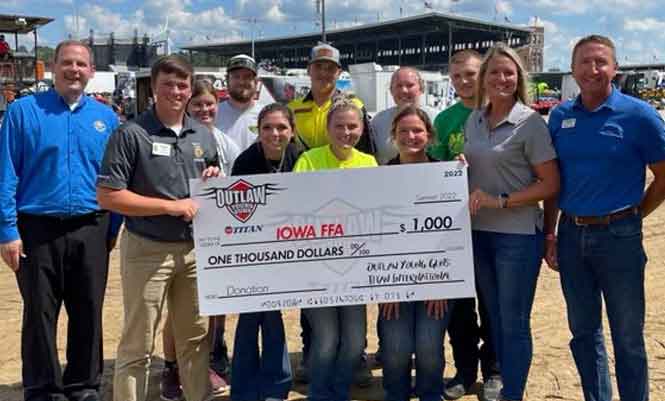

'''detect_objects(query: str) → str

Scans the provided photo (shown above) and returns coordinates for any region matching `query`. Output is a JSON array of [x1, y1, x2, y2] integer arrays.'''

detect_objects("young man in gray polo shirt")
[[97, 55, 220, 401]]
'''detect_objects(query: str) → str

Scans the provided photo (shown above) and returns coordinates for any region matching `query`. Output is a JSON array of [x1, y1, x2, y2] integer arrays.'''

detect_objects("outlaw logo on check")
[[199, 179, 284, 223]]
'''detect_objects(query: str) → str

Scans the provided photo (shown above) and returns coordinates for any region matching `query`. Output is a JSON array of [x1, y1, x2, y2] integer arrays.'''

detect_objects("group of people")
[[0, 33, 663, 401]]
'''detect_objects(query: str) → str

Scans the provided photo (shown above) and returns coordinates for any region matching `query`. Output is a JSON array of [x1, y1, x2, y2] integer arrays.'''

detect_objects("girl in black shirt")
[[230, 103, 300, 401]]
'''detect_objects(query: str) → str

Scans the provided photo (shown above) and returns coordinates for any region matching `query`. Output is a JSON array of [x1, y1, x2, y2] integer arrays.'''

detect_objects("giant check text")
[[191, 161, 475, 315]]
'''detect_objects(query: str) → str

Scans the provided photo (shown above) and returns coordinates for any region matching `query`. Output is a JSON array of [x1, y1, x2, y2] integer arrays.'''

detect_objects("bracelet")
[[499, 193, 509, 209], [545, 233, 557, 241]]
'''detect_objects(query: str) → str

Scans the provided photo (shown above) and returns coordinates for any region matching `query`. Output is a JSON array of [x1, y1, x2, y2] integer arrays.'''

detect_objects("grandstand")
[[182, 12, 543, 72]]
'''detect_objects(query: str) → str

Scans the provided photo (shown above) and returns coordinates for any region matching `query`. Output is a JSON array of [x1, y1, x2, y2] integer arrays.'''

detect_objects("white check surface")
[[191, 161, 475, 315]]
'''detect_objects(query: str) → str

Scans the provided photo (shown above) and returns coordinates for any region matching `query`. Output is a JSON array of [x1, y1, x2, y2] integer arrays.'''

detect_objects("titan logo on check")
[[152, 142, 171, 157], [562, 118, 576, 129]]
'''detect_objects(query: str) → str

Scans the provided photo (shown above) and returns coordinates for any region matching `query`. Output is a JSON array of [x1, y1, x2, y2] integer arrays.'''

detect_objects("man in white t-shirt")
[[370, 67, 438, 165], [215, 54, 262, 151]]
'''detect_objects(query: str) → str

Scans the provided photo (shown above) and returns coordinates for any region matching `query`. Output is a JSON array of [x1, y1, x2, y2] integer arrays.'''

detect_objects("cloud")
[[526, 0, 650, 15], [495, 0, 513, 15], [266, 4, 287, 23], [62, 2, 245, 48], [624, 17, 665, 33]]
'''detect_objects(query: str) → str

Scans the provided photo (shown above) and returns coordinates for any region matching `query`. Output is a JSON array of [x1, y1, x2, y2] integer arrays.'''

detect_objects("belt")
[[561, 207, 639, 226], [19, 210, 108, 222]]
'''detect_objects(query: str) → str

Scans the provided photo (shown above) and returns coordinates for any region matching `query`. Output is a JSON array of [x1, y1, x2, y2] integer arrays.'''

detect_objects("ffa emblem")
[[93, 120, 106, 133], [192, 143, 204, 158], [199, 179, 284, 223], [248, 125, 259, 135]]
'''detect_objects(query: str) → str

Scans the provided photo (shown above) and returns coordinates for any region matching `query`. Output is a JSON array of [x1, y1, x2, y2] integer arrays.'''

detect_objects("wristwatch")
[[499, 193, 509, 209]]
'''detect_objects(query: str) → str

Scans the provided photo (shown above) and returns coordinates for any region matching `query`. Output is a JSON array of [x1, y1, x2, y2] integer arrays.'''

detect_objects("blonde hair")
[[327, 93, 363, 126], [475, 43, 529, 108]]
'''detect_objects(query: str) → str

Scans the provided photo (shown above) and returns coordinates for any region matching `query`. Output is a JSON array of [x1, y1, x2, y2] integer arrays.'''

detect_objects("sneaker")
[[443, 375, 469, 400], [353, 357, 373, 388], [160, 362, 184, 401], [209, 368, 229, 396], [481, 375, 503, 401]]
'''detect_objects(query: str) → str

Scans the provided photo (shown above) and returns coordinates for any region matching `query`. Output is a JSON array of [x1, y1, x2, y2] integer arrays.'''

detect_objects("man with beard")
[[216, 54, 262, 152], [97, 55, 220, 401], [0, 40, 119, 401]]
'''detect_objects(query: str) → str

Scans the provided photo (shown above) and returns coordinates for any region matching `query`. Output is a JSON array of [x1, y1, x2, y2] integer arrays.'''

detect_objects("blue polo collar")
[[49, 88, 88, 111], [573, 86, 620, 112]]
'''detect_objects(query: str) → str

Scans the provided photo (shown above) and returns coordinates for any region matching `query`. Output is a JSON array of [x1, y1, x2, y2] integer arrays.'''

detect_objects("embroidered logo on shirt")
[[192, 143, 204, 159], [598, 123, 624, 139], [93, 120, 107, 133]]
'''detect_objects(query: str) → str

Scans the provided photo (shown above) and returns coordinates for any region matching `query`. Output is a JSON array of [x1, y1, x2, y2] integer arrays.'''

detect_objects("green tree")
[[36, 46, 55, 62]]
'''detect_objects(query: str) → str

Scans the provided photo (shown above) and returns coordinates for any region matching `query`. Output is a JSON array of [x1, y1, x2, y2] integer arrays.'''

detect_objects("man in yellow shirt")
[[288, 43, 375, 154]]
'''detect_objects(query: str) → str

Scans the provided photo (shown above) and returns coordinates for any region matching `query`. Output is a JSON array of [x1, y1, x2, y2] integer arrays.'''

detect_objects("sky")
[[1, 0, 664, 71]]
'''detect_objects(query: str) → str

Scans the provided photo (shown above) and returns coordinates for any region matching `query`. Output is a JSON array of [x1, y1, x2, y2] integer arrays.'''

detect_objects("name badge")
[[562, 118, 576, 129], [152, 142, 171, 157]]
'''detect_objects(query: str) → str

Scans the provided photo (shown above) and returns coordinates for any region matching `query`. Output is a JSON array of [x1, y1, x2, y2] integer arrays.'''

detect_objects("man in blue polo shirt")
[[545, 35, 665, 401], [0, 40, 119, 401]]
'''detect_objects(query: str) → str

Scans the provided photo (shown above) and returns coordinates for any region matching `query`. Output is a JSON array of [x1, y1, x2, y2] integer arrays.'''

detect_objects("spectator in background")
[[0, 34, 11, 60]]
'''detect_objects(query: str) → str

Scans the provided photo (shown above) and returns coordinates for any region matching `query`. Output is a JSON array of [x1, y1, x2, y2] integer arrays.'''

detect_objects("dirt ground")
[[1, 185, 664, 401]]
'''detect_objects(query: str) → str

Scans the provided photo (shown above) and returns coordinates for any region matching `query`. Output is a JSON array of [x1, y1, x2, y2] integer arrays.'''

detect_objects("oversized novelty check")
[[191, 162, 475, 315]]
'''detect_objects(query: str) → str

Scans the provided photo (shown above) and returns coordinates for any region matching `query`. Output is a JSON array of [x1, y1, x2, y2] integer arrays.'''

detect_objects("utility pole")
[[321, 0, 326, 43], [251, 17, 257, 59]]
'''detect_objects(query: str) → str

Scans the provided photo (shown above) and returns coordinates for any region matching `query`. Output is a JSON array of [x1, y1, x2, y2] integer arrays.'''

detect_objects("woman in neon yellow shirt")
[[293, 97, 376, 401]]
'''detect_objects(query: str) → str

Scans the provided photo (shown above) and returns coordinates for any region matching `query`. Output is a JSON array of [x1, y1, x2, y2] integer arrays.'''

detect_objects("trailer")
[[0, 14, 53, 111]]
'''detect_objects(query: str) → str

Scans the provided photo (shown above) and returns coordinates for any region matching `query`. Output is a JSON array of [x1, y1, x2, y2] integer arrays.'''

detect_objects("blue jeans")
[[303, 305, 366, 401], [557, 213, 648, 401], [379, 300, 454, 401], [231, 311, 292, 401], [472, 230, 543, 401]]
